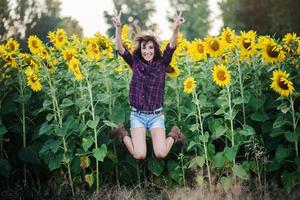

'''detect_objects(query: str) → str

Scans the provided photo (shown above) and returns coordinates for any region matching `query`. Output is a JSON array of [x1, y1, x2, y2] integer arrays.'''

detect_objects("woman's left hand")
[[174, 10, 185, 28]]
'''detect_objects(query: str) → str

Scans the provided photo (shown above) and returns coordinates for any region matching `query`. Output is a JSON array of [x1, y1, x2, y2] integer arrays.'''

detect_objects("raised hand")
[[174, 10, 185, 28], [112, 10, 122, 28]]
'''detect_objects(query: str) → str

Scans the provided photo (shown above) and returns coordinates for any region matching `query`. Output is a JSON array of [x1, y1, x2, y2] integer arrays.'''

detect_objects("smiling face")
[[141, 41, 155, 62]]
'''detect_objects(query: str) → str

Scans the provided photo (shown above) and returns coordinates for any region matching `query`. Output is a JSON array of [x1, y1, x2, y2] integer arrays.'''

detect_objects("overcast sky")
[[60, 0, 223, 39]]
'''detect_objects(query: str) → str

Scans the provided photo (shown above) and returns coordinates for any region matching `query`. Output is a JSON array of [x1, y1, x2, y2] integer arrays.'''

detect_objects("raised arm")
[[112, 10, 125, 54], [169, 10, 185, 48]]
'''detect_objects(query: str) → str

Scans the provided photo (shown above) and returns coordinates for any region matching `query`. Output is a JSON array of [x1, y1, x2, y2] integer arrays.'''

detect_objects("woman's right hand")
[[112, 10, 122, 28]]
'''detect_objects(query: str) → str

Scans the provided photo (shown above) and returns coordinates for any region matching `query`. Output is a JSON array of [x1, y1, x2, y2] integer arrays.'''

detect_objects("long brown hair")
[[133, 35, 162, 62]]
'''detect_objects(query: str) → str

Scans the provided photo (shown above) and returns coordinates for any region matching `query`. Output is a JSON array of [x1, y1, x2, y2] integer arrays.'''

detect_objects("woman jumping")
[[109, 10, 185, 160]]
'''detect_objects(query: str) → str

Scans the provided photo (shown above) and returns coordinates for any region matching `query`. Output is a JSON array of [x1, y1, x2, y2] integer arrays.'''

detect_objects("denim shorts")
[[130, 108, 165, 130]]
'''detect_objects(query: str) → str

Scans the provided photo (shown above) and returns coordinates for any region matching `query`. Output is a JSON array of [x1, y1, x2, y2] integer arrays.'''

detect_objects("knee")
[[154, 150, 167, 159], [133, 152, 146, 160]]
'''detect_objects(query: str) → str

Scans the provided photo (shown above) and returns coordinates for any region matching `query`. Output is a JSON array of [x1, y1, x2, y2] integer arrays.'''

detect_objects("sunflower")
[[238, 30, 256, 60], [54, 29, 68, 49], [0, 44, 6, 58], [270, 69, 294, 97], [258, 36, 285, 64], [86, 40, 101, 60], [220, 27, 236, 51], [167, 65, 180, 78], [69, 58, 84, 80], [282, 33, 298, 54], [25, 67, 42, 92], [62, 48, 77, 62], [175, 33, 190, 56], [28, 35, 44, 54], [6, 38, 19, 52], [167, 56, 180, 78], [4, 53, 18, 68], [204, 36, 224, 58], [212, 64, 231, 87], [183, 77, 196, 94], [120, 25, 133, 52], [297, 40, 300, 55], [94, 32, 113, 58], [188, 39, 207, 61]]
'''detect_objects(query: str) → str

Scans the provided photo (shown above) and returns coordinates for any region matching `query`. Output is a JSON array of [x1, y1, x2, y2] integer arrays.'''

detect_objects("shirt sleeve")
[[118, 48, 134, 68], [161, 43, 176, 66]]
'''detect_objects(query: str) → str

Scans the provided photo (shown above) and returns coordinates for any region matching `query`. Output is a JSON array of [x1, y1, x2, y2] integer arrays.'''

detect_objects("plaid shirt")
[[119, 43, 176, 111]]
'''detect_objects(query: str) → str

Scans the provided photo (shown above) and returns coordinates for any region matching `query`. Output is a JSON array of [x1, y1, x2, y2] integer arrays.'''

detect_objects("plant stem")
[[63, 137, 75, 197], [290, 96, 298, 157], [175, 79, 181, 124], [226, 86, 236, 166], [193, 90, 212, 189], [46, 71, 75, 197], [18, 71, 27, 186], [86, 78, 100, 193], [237, 62, 246, 125]]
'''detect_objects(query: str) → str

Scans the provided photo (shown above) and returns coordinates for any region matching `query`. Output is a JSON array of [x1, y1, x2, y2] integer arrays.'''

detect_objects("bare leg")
[[150, 128, 174, 158], [123, 127, 147, 160]]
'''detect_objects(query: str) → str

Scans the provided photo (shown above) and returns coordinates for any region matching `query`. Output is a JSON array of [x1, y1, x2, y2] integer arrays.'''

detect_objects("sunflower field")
[[0, 26, 300, 197]]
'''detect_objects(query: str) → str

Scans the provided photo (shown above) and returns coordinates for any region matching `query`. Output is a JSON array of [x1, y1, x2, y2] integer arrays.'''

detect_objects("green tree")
[[104, 0, 157, 37], [168, 0, 210, 40], [219, 0, 300, 37], [0, 0, 12, 40]]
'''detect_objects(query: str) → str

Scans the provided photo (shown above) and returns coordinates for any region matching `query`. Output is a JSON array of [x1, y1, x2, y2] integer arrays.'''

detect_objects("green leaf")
[[208, 118, 223, 133], [281, 171, 300, 193], [189, 124, 199, 132], [82, 136, 94, 152], [96, 93, 111, 104], [39, 122, 52, 136], [0, 158, 11, 177], [103, 120, 117, 128], [189, 156, 205, 168], [87, 116, 99, 129], [18, 147, 40, 165], [232, 97, 244, 105], [212, 152, 225, 168], [199, 132, 209, 143], [148, 158, 164, 176], [275, 145, 291, 162], [233, 164, 249, 180], [248, 96, 265, 110], [239, 125, 255, 136], [92, 144, 107, 161], [48, 154, 62, 171], [110, 105, 125, 123], [39, 139, 61, 154], [295, 157, 300, 169], [250, 110, 269, 122], [0, 124, 8, 136], [214, 108, 225, 115], [220, 176, 232, 192], [167, 160, 182, 184], [284, 131, 298, 142], [60, 98, 74, 108], [13, 93, 31, 104], [213, 126, 227, 139], [273, 116, 288, 129], [224, 146, 238, 162], [55, 126, 68, 137], [187, 141, 199, 151]]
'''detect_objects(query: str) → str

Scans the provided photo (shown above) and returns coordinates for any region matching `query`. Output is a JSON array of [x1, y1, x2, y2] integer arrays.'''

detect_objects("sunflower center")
[[186, 81, 193, 89], [32, 40, 38, 48], [277, 76, 289, 90], [211, 40, 219, 51], [8, 43, 15, 51], [267, 45, 279, 58], [197, 44, 204, 53], [217, 71, 226, 81], [242, 39, 252, 50], [66, 53, 73, 61], [225, 34, 232, 43], [30, 75, 38, 83]]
